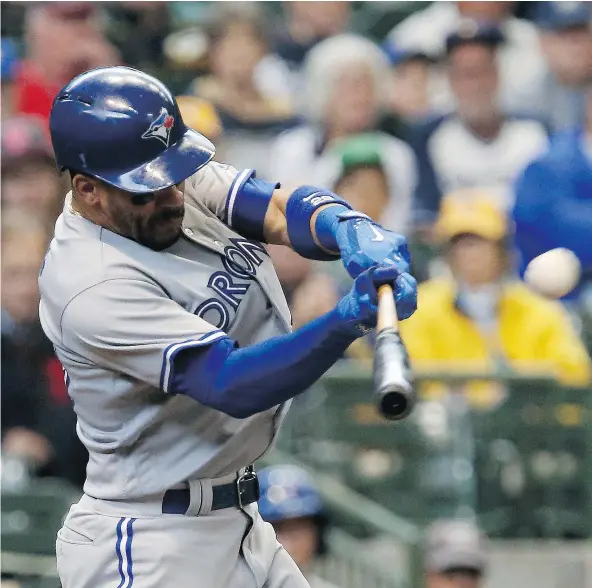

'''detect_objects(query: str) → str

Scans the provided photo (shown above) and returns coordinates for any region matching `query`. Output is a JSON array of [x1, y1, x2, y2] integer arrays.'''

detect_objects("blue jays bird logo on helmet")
[[142, 107, 175, 147]]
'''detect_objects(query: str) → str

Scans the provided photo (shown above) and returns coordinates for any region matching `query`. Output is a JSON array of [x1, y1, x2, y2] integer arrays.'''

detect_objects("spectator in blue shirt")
[[513, 86, 592, 301]]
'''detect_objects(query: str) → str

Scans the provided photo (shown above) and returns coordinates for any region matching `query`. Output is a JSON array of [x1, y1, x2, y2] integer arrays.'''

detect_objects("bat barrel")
[[373, 327, 415, 421]]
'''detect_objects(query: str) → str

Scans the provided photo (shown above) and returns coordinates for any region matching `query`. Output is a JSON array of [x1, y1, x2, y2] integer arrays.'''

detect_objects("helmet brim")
[[90, 127, 215, 194]]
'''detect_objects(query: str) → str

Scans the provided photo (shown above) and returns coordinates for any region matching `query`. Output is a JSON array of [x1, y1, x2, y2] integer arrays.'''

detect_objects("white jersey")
[[412, 114, 548, 217], [38, 161, 292, 501]]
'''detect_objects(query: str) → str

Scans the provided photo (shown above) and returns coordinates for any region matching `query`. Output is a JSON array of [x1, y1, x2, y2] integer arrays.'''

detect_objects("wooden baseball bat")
[[373, 284, 415, 420]]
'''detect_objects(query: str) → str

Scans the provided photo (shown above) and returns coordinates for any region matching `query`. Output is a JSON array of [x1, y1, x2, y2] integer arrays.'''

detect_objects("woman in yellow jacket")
[[399, 190, 591, 405]]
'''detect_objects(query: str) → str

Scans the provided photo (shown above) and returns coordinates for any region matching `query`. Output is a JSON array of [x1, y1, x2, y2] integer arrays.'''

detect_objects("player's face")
[[273, 518, 318, 571], [327, 64, 377, 134], [449, 234, 504, 286], [426, 570, 482, 588], [448, 44, 498, 121], [105, 182, 186, 251], [334, 166, 389, 222], [2, 233, 47, 324]]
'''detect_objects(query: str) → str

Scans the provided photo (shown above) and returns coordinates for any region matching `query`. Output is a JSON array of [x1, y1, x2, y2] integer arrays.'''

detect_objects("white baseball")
[[524, 248, 581, 299]]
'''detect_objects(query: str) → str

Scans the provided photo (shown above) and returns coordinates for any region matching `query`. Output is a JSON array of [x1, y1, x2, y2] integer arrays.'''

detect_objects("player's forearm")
[[169, 308, 364, 419], [262, 188, 291, 246]]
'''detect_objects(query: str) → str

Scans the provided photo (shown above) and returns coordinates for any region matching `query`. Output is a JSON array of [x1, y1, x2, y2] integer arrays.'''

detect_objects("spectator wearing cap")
[[316, 132, 412, 234], [188, 4, 300, 172], [258, 465, 336, 588], [14, 2, 119, 128], [408, 21, 548, 228], [1, 38, 20, 120], [513, 87, 592, 303], [535, 1, 592, 132], [399, 190, 591, 403], [424, 520, 487, 588], [1, 116, 66, 231], [386, 1, 547, 115], [290, 135, 404, 359], [382, 42, 434, 126]]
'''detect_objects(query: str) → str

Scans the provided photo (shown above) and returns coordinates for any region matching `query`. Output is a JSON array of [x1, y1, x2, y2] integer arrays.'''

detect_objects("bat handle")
[[377, 284, 398, 333]]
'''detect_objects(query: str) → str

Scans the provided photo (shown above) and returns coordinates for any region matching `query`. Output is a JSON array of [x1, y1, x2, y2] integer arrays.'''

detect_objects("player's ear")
[[72, 173, 101, 206]]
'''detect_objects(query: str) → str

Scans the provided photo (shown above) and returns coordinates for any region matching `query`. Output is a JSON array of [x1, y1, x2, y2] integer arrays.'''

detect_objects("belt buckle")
[[236, 465, 259, 509]]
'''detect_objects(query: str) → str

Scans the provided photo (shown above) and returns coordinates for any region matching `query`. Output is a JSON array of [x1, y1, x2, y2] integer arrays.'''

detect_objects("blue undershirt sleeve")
[[167, 308, 359, 418]]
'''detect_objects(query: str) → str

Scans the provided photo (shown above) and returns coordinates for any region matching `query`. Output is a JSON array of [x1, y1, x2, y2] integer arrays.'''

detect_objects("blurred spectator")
[[386, 1, 547, 115], [14, 2, 119, 128], [188, 4, 299, 171], [535, 1, 592, 132], [1, 218, 52, 470], [1, 217, 87, 487], [330, 135, 392, 226], [513, 85, 592, 302], [399, 191, 592, 400], [424, 520, 487, 588], [1, 115, 65, 229], [318, 133, 412, 235], [107, 2, 170, 72], [267, 34, 416, 300], [382, 43, 434, 125], [176, 95, 223, 142], [269, 34, 416, 207], [268, 0, 351, 102], [1, 37, 19, 119], [409, 22, 548, 226], [258, 465, 335, 588], [290, 136, 404, 358]]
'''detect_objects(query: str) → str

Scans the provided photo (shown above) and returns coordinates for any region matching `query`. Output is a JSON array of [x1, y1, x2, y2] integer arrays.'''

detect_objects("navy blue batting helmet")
[[258, 465, 323, 523], [49, 66, 215, 194]]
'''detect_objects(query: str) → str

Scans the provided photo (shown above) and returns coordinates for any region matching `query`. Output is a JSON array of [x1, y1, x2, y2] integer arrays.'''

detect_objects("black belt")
[[162, 467, 260, 515]]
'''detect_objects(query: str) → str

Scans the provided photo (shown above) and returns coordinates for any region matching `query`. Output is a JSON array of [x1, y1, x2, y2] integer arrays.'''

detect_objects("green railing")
[[1, 476, 80, 588], [260, 450, 423, 588], [275, 364, 592, 539], [3, 364, 591, 588]]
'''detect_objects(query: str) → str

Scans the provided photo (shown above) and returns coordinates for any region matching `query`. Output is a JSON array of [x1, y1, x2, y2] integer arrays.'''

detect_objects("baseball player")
[[38, 66, 417, 588]]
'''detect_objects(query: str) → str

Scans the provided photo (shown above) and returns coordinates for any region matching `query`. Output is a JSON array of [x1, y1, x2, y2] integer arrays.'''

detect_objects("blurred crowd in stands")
[[1, 1, 591, 580]]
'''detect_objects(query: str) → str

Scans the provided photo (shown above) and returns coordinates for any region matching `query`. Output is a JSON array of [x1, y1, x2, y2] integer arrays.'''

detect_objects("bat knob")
[[375, 383, 415, 421]]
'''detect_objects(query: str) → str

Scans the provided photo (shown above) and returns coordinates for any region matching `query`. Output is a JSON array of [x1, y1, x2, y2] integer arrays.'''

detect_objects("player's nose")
[[154, 183, 184, 207]]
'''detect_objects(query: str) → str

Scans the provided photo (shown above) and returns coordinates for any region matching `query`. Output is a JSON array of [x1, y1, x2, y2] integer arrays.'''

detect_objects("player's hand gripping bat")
[[373, 284, 415, 421]]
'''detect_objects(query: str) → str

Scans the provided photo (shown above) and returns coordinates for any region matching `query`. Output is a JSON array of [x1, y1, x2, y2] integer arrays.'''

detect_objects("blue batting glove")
[[335, 211, 411, 279], [336, 263, 418, 335]]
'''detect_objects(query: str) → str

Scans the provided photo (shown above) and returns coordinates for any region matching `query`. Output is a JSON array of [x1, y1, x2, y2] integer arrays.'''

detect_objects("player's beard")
[[110, 202, 185, 251], [136, 205, 185, 251]]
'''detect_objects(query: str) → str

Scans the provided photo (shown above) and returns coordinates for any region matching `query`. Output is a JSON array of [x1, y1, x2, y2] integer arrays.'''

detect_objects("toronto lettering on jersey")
[[195, 238, 268, 330]]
